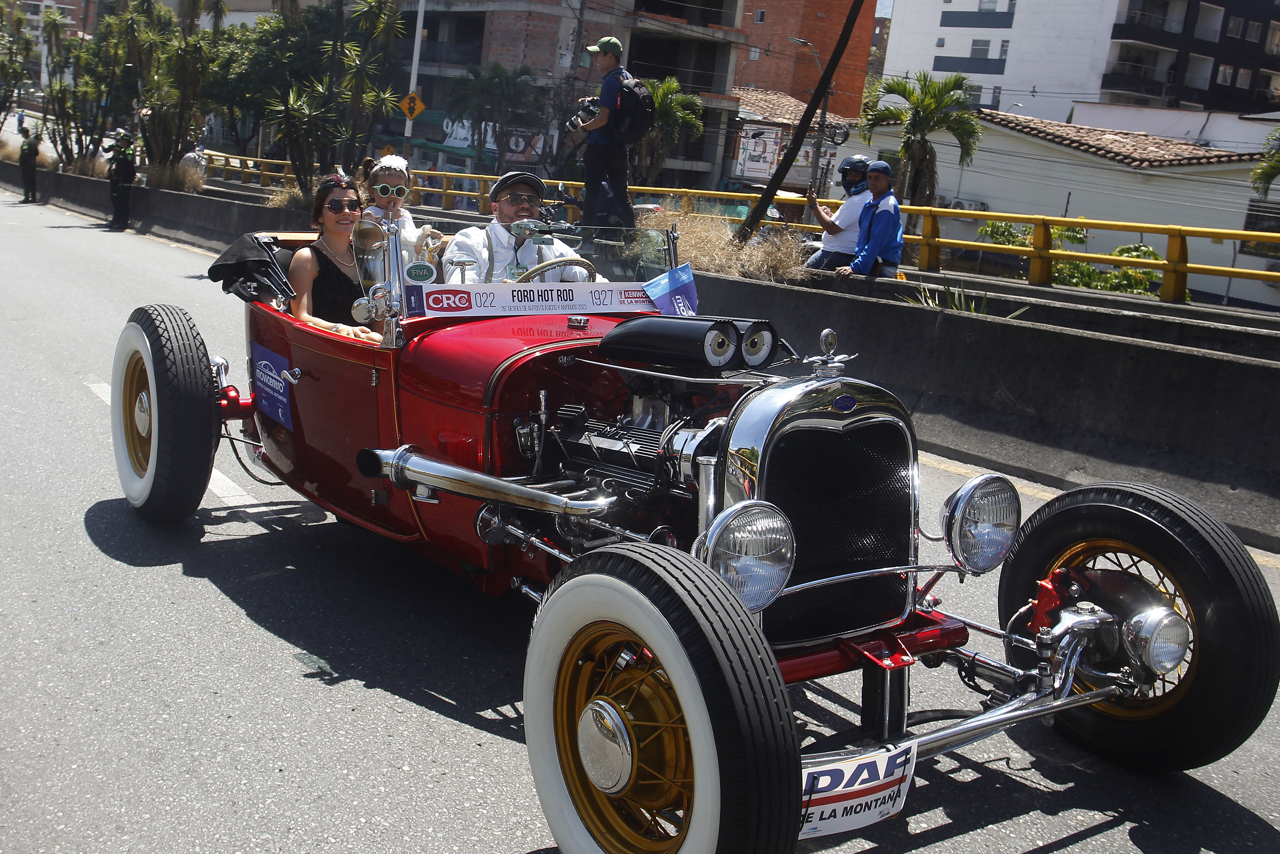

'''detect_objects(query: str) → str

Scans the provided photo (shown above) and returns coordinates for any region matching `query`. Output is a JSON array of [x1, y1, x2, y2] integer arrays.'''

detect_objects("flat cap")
[[489, 171, 546, 202]]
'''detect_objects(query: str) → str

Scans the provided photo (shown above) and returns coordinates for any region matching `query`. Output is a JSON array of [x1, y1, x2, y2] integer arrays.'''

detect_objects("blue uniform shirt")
[[849, 190, 904, 275], [589, 67, 628, 146]]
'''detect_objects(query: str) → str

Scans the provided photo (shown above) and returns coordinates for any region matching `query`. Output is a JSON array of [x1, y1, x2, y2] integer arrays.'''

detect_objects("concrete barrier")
[[4, 161, 1277, 547]]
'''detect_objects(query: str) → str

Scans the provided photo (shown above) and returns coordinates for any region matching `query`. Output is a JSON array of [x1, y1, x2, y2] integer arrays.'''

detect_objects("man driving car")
[[441, 172, 597, 284]]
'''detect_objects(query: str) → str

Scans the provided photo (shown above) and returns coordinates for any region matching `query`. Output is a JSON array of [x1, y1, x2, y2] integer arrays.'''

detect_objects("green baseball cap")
[[587, 36, 623, 57]]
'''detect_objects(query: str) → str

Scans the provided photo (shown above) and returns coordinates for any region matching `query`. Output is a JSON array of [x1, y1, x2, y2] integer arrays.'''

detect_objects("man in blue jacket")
[[836, 160, 903, 280]]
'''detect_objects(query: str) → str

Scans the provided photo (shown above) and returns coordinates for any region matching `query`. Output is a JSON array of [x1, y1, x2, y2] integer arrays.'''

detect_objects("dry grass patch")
[[266, 185, 306, 209], [639, 209, 811, 282]]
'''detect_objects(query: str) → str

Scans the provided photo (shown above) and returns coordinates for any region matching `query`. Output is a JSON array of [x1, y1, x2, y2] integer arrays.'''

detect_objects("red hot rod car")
[[110, 221, 1279, 854]]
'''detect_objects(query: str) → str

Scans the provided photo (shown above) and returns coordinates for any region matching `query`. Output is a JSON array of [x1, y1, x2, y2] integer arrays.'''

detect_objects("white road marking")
[[83, 377, 254, 508]]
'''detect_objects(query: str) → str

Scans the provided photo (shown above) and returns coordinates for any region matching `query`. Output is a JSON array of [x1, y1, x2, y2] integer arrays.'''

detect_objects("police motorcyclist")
[[804, 155, 873, 271]]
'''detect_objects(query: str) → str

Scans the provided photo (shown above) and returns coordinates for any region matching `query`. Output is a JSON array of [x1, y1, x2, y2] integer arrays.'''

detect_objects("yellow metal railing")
[[200, 151, 1280, 302]]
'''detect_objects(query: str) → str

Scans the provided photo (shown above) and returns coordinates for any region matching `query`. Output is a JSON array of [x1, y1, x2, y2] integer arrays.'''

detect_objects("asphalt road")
[[1, 191, 1278, 854]]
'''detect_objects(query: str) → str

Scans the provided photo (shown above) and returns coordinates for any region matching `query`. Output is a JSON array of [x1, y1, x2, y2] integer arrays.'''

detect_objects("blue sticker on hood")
[[251, 342, 293, 430], [833, 394, 857, 412]]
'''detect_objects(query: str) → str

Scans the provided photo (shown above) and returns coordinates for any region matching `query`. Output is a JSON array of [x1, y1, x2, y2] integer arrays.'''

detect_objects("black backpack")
[[610, 73, 656, 146]]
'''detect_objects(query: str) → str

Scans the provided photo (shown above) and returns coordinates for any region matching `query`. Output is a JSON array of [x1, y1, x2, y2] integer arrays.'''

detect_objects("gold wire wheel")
[[554, 620, 693, 854], [1047, 538, 1197, 719], [121, 351, 152, 478]]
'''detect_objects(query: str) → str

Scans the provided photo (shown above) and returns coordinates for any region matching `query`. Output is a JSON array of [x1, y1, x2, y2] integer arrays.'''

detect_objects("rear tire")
[[111, 305, 220, 524], [525, 543, 801, 854], [998, 482, 1280, 771]]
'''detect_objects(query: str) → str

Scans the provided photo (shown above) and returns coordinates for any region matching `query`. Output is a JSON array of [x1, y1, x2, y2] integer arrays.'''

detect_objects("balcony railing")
[[1106, 61, 1167, 80], [1184, 73, 1211, 90], [1124, 10, 1183, 33], [1194, 24, 1220, 41]]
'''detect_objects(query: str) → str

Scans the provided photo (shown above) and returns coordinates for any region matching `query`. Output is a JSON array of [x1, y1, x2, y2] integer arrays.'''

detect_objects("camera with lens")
[[565, 96, 600, 133]]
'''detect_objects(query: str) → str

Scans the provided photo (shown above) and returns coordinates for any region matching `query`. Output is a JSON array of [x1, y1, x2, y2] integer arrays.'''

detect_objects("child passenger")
[[357, 155, 442, 254]]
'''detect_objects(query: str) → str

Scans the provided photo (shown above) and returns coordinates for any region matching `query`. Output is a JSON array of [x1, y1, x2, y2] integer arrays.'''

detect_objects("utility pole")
[[403, 0, 428, 160]]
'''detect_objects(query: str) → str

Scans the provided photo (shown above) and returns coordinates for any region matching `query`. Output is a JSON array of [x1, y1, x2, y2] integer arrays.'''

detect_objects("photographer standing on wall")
[[573, 36, 638, 231]]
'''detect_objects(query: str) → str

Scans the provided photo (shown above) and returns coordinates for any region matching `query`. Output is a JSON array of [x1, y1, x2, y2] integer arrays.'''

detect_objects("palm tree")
[[1251, 127, 1280, 198], [445, 62, 541, 173], [204, 0, 229, 42], [860, 70, 982, 212], [268, 80, 336, 201], [633, 77, 703, 185], [40, 8, 68, 82]]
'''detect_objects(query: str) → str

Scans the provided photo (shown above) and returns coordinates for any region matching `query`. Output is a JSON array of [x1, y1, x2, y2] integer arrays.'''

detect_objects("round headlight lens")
[[704, 500, 795, 613], [1123, 607, 1191, 675], [941, 474, 1021, 574]]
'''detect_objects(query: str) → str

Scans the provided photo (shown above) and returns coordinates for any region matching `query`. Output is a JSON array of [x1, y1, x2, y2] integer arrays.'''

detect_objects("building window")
[[1238, 68, 1253, 88], [753, 9, 764, 23], [992, 85, 1002, 109], [1227, 16, 1244, 37], [1217, 63, 1235, 85], [937, 37, 946, 47], [1247, 21, 1263, 41], [968, 83, 983, 105], [999, 39, 1009, 59], [1242, 200, 1280, 258], [979, 0, 996, 10], [749, 46, 760, 60], [971, 39, 991, 58]]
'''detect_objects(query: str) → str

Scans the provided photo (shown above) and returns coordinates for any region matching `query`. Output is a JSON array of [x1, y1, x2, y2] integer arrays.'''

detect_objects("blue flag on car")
[[642, 263, 698, 317]]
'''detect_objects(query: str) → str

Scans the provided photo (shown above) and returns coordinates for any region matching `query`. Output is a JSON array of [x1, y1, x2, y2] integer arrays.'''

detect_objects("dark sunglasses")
[[372, 183, 408, 199], [325, 198, 362, 213], [499, 192, 541, 207]]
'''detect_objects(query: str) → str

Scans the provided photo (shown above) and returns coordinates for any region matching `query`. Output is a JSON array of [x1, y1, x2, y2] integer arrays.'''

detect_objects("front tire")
[[110, 305, 220, 524], [998, 482, 1280, 771], [525, 543, 801, 854]]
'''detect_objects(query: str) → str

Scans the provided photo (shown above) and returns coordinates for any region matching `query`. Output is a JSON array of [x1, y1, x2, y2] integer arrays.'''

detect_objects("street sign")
[[380, 144, 396, 157], [399, 92, 425, 121]]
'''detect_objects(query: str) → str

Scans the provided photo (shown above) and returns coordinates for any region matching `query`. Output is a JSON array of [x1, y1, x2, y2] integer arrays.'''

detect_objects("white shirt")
[[441, 220, 599, 284], [821, 188, 872, 255], [365, 205, 423, 247]]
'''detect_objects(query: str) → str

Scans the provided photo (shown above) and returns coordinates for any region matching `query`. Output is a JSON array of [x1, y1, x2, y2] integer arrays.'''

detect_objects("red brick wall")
[[739, 0, 876, 119], [482, 8, 562, 70]]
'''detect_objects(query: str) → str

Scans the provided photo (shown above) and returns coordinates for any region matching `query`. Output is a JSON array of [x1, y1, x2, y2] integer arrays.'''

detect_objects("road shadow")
[[83, 496, 535, 744], [791, 684, 1280, 853]]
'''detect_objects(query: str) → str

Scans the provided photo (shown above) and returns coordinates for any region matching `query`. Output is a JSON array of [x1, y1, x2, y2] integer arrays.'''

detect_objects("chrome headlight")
[[939, 474, 1021, 574], [1122, 606, 1191, 675], [695, 500, 795, 613]]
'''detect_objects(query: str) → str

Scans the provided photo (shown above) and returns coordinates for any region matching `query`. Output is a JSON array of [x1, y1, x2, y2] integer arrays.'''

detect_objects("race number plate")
[[414, 283, 657, 317], [798, 741, 917, 838]]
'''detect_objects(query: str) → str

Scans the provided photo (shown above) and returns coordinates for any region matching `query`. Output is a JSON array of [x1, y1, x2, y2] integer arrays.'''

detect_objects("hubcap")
[[1044, 538, 1196, 718], [134, 391, 151, 439], [555, 621, 692, 853], [577, 698, 634, 794], [122, 352, 152, 477]]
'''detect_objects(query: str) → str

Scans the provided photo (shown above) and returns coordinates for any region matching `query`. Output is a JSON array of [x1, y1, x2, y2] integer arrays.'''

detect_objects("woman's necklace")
[[317, 234, 356, 269]]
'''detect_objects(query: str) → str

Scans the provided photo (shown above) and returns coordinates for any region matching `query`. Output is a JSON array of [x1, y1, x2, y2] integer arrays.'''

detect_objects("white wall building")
[[883, 0, 1280, 123], [842, 109, 1279, 310]]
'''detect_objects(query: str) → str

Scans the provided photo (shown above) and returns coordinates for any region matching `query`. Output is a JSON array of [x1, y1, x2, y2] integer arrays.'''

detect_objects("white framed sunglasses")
[[372, 183, 409, 199]]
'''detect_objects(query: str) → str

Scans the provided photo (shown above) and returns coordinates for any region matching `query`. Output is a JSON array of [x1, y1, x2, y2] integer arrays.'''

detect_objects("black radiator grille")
[[760, 420, 914, 645]]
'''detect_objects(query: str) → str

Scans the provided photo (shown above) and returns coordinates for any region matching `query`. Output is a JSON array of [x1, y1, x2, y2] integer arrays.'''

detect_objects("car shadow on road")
[[794, 713, 1280, 853], [83, 496, 536, 745]]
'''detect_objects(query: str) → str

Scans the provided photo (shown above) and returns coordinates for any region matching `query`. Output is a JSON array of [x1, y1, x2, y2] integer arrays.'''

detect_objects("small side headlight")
[[700, 500, 795, 613], [940, 474, 1021, 574], [1123, 606, 1191, 675]]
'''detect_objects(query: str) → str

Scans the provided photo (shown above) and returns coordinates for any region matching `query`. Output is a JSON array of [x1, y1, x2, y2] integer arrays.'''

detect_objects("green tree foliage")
[[859, 71, 982, 217], [445, 62, 542, 174], [633, 76, 702, 185], [1251, 125, 1280, 199], [268, 80, 337, 202]]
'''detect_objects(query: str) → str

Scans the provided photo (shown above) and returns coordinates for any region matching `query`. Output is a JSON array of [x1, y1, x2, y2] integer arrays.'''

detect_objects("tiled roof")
[[978, 109, 1265, 169], [733, 86, 853, 127]]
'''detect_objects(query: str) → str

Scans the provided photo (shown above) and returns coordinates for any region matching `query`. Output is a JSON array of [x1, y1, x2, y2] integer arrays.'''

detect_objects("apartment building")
[[883, 0, 1280, 121], [392, 0, 752, 188]]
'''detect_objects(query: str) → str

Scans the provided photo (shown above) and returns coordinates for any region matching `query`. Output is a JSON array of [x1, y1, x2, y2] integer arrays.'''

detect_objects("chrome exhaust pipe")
[[357, 445, 614, 516]]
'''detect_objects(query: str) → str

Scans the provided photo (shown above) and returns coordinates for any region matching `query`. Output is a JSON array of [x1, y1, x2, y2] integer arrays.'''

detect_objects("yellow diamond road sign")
[[400, 92, 424, 120], [380, 145, 397, 157]]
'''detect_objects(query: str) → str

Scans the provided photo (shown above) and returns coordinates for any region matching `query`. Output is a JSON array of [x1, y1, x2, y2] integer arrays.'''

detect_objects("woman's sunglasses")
[[325, 198, 362, 213], [372, 183, 409, 199]]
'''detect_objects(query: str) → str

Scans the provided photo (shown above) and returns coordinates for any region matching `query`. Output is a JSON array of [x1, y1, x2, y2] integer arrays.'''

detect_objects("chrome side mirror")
[[351, 220, 387, 291]]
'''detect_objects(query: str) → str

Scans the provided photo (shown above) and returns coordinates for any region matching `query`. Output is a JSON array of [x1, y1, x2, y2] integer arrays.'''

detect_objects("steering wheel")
[[514, 257, 597, 283]]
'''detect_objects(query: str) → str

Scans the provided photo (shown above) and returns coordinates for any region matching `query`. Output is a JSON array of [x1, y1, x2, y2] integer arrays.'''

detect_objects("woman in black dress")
[[287, 174, 382, 343]]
